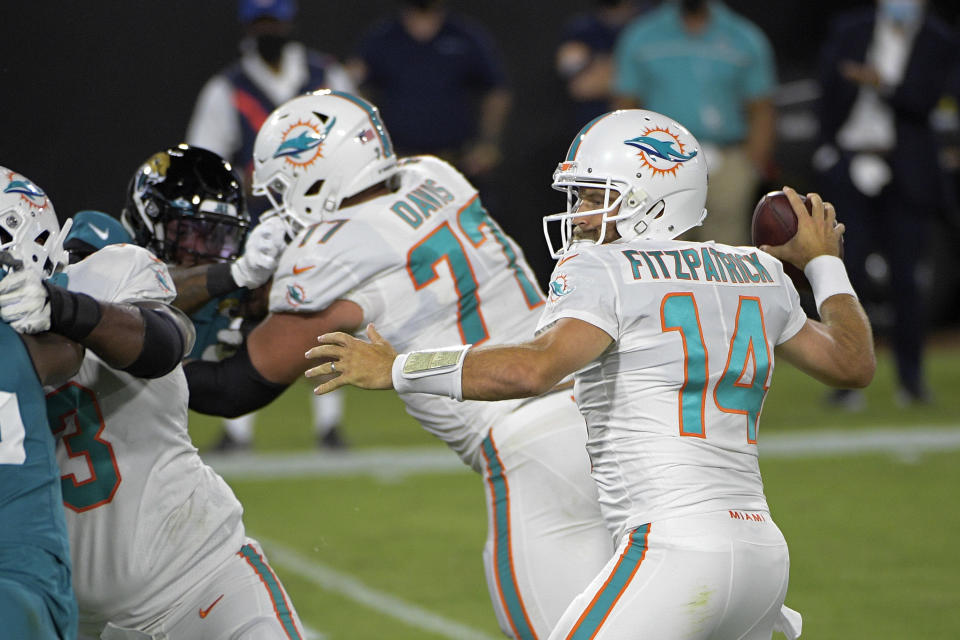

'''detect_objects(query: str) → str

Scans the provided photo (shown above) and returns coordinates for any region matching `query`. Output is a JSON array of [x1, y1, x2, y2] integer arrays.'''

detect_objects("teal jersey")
[[0, 322, 71, 560], [189, 290, 247, 360], [614, 1, 775, 145], [0, 321, 77, 639]]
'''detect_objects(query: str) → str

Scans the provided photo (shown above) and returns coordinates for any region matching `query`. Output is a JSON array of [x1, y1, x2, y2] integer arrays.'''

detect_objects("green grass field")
[[189, 345, 960, 639]]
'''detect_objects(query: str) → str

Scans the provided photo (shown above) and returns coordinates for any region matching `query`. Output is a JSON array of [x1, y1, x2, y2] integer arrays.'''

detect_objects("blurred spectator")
[[186, 0, 352, 452], [613, 0, 776, 246], [555, 0, 647, 135], [186, 0, 355, 224], [347, 0, 511, 196], [814, 0, 960, 407]]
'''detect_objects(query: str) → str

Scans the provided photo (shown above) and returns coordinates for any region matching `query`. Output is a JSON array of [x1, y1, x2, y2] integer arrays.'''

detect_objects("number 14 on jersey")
[[662, 293, 771, 444]]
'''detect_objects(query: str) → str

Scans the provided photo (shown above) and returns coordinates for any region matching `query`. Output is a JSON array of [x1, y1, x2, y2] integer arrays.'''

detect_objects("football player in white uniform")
[[3, 152, 305, 638], [186, 90, 613, 638], [307, 110, 876, 639]]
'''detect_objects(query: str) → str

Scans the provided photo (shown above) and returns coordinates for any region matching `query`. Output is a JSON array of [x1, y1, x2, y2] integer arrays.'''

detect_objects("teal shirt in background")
[[614, 1, 775, 145]]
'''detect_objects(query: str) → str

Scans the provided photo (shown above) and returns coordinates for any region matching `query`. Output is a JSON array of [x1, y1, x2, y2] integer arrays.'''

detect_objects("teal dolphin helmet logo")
[[4, 176, 48, 208], [273, 116, 338, 167], [624, 136, 698, 162], [624, 127, 698, 178], [274, 130, 323, 160]]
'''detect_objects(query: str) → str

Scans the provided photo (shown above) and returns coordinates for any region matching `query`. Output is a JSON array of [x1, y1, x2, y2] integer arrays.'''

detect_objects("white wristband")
[[392, 345, 471, 401], [803, 255, 857, 313]]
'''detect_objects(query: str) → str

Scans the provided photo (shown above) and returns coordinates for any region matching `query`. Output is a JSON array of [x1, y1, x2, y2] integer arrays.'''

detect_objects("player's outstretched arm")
[[306, 318, 612, 401], [185, 299, 363, 417], [763, 186, 875, 388], [0, 269, 193, 378]]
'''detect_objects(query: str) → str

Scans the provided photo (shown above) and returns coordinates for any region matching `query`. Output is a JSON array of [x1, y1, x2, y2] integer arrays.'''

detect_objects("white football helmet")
[[0, 167, 70, 279], [544, 109, 708, 258], [252, 90, 398, 232]]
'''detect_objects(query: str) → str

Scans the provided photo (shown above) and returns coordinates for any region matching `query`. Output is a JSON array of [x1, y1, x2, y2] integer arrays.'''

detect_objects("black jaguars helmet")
[[121, 144, 249, 265]]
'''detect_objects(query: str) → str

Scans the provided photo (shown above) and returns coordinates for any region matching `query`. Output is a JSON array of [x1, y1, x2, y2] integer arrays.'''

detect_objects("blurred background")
[[3, 0, 958, 397], [2, 0, 956, 294]]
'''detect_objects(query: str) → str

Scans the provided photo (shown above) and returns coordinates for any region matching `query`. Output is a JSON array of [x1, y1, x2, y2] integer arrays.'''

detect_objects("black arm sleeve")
[[184, 343, 289, 418], [120, 307, 189, 379]]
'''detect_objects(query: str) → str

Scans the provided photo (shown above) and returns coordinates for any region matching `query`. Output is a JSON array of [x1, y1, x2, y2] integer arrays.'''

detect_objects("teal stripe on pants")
[[568, 524, 651, 639], [240, 544, 301, 640], [482, 434, 537, 640]]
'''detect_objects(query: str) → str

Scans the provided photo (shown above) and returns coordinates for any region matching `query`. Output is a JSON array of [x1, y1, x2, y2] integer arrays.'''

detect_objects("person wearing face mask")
[[186, 0, 355, 226], [814, 0, 960, 409], [612, 0, 777, 248], [186, 0, 356, 454]]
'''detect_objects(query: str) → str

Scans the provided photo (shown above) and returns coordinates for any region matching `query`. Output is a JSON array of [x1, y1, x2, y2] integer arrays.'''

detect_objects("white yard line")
[[207, 426, 960, 480], [758, 426, 960, 458], [260, 539, 500, 640], [207, 446, 465, 480]]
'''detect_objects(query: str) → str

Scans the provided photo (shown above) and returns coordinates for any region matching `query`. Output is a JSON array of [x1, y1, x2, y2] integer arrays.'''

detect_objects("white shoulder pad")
[[63, 244, 176, 304]]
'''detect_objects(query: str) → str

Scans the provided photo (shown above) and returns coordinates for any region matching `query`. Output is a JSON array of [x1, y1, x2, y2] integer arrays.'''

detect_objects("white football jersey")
[[270, 157, 546, 469], [536, 238, 807, 541], [47, 245, 245, 629]]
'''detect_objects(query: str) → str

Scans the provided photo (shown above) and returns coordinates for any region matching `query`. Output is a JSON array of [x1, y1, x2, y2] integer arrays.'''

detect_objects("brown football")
[[751, 190, 813, 291]]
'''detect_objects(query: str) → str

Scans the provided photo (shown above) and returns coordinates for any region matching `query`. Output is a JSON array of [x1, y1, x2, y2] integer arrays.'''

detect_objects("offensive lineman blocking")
[[0, 156, 305, 637], [307, 110, 875, 639], [185, 90, 613, 638]]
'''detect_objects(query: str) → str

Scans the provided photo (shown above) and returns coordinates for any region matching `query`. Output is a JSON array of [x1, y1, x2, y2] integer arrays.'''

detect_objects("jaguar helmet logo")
[[145, 152, 171, 178]]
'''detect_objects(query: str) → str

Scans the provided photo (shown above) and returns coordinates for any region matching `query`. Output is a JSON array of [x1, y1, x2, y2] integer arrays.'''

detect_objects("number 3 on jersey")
[[46, 383, 121, 512], [661, 293, 770, 443]]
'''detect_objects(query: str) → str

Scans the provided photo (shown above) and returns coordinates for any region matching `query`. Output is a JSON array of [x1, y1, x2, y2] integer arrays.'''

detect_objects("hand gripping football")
[[751, 190, 811, 291]]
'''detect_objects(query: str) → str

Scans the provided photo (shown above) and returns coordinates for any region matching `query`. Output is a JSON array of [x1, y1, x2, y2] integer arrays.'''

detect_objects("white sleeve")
[[185, 76, 240, 159], [535, 252, 619, 340]]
